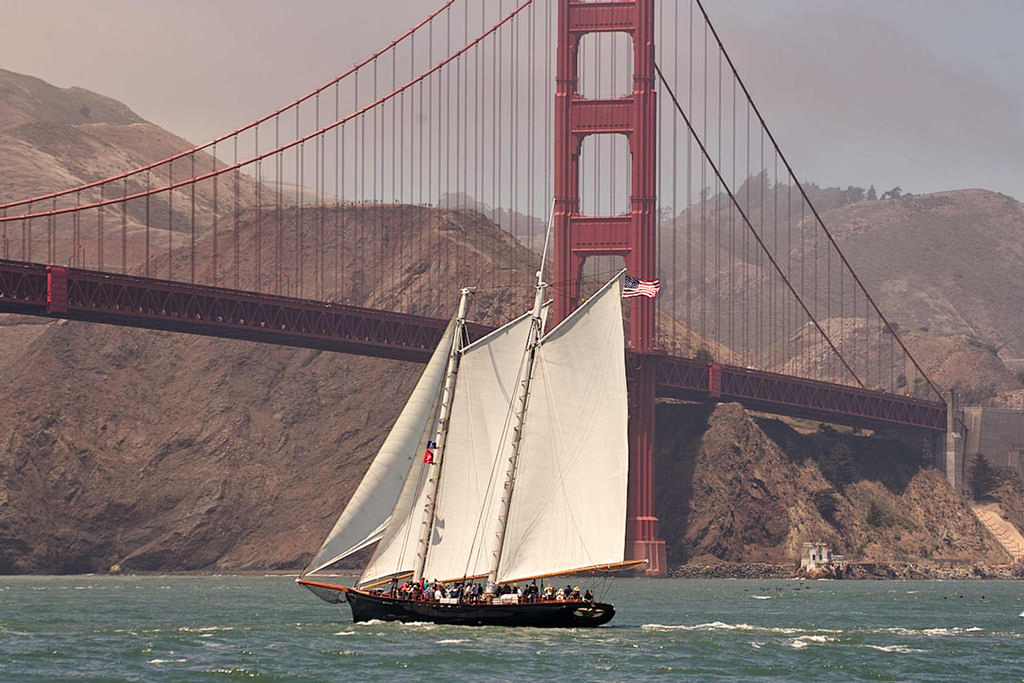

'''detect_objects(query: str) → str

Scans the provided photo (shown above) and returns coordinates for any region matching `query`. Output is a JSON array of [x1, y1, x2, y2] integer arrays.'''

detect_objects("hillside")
[[666, 182, 1024, 404], [1, 70, 1023, 576]]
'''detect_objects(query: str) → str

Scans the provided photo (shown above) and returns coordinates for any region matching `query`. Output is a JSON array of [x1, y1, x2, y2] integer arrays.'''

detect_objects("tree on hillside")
[[811, 487, 839, 525], [839, 186, 865, 205], [816, 439, 855, 490], [967, 453, 1001, 500], [866, 185, 877, 201]]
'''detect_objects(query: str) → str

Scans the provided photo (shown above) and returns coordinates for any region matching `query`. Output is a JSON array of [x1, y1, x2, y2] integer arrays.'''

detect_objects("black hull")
[[298, 579, 614, 627], [346, 588, 615, 627]]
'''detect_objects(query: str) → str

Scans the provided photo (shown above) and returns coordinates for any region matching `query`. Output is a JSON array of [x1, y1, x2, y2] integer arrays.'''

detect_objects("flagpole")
[[537, 198, 555, 289]]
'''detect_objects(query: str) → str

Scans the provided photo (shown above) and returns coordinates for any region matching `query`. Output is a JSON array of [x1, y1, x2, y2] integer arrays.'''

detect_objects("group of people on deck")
[[381, 577, 595, 604]]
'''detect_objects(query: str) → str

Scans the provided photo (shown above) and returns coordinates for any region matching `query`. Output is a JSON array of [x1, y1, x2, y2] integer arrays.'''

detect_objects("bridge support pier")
[[942, 390, 967, 496], [626, 356, 666, 575]]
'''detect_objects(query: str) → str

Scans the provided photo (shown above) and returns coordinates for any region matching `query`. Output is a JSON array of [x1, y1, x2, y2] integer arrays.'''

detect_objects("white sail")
[[304, 315, 459, 575], [310, 272, 629, 589], [420, 309, 538, 582], [356, 441, 433, 585], [496, 274, 628, 582]]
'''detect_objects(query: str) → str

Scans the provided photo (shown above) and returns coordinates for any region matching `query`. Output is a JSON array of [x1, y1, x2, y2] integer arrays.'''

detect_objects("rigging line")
[[692, 0, 942, 402], [485, 284, 547, 586], [453, 324, 538, 583], [654, 62, 865, 389]]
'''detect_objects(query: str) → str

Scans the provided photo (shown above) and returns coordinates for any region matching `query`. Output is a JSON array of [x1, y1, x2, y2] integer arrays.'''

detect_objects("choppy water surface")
[[0, 575, 1021, 681]]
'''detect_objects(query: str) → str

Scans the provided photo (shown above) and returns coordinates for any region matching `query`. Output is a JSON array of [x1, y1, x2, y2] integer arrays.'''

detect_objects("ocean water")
[[0, 575, 1021, 681]]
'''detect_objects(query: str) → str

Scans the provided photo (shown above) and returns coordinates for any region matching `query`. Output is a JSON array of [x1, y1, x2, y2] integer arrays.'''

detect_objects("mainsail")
[[496, 273, 628, 582]]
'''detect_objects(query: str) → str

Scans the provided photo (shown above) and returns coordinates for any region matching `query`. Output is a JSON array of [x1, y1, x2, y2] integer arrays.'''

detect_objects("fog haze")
[[2, 0, 1021, 200]]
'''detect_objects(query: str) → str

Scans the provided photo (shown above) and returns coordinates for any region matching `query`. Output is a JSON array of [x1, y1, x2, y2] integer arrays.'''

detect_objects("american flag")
[[623, 274, 660, 298]]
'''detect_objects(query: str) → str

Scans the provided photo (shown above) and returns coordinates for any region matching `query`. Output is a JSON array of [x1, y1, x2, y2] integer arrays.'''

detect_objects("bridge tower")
[[553, 0, 665, 575]]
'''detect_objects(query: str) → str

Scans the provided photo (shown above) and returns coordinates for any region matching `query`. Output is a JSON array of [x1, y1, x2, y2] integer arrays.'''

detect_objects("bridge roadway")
[[0, 259, 945, 432]]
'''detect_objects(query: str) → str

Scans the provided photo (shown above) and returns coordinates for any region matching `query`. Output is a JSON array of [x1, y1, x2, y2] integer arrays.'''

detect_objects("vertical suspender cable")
[[145, 169, 151, 278], [97, 184, 104, 272], [688, 0, 696, 352], [715, 44, 722, 355], [165, 162, 172, 277], [191, 151, 197, 284], [211, 144, 218, 288]]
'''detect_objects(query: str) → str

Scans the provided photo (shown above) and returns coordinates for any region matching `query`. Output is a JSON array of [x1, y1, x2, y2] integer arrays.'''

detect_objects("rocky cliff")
[[655, 402, 1023, 577]]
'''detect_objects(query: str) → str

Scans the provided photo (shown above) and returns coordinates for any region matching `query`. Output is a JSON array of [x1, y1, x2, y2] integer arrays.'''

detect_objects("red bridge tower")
[[553, 0, 666, 575]]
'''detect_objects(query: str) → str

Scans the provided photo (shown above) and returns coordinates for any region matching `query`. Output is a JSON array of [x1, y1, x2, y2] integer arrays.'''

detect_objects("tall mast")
[[412, 287, 472, 583], [485, 271, 547, 591]]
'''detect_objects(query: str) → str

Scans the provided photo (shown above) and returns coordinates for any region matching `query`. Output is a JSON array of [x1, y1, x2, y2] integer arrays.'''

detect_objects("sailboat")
[[298, 269, 640, 627]]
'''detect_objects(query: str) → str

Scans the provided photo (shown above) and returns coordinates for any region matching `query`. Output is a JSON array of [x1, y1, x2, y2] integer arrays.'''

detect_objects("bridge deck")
[[0, 259, 945, 432]]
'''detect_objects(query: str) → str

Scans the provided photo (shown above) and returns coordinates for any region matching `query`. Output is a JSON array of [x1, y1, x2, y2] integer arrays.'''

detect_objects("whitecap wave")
[[642, 622, 837, 638], [178, 625, 234, 633], [923, 627, 960, 637], [642, 621, 758, 632], [866, 644, 926, 654], [789, 634, 836, 649]]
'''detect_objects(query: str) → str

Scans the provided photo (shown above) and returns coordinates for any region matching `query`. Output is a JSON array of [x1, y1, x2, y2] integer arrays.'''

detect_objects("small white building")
[[800, 542, 844, 574]]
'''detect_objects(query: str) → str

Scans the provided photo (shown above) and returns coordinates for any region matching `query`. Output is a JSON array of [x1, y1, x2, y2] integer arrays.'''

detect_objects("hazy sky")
[[2, 0, 1022, 201]]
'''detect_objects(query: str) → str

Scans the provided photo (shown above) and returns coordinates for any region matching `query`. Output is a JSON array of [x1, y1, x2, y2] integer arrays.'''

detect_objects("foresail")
[[303, 315, 459, 576], [420, 309, 539, 582], [496, 273, 629, 583], [356, 443, 432, 586]]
